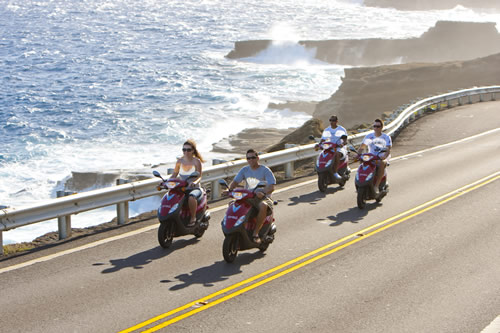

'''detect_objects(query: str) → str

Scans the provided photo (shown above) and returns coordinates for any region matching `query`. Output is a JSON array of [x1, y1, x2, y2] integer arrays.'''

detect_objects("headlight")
[[167, 181, 177, 189], [231, 191, 247, 200], [169, 203, 179, 214], [323, 143, 331, 149], [362, 155, 371, 162]]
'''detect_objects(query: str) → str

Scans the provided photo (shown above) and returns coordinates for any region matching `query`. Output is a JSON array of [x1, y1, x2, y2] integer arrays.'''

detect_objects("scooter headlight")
[[169, 203, 179, 214], [231, 191, 249, 200], [322, 143, 332, 150], [167, 181, 177, 189], [362, 155, 371, 162]]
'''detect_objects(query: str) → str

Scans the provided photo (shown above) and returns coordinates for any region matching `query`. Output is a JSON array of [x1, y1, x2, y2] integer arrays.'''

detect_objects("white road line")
[[480, 315, 500, 333], [1, 128, 498, 274], [392, 127, 500, 162]]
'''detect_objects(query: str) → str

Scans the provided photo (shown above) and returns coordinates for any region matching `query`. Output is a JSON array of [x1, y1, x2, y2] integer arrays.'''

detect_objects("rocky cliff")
[[226, 21, 500, 66], [313, 52, 500, 131], [364, 0, 499, 10]]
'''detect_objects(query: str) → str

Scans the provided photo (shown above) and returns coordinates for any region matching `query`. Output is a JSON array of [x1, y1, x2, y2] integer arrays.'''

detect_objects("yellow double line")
[[120, 171, 500, 333]]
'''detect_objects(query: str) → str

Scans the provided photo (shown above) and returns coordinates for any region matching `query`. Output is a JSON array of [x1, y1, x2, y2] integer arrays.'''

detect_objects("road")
[[1, 102, 499, 333]]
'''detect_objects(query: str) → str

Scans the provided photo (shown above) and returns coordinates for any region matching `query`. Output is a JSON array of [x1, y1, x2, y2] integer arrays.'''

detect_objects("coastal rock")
[[364, 0, 500, 10], [266, 118, 324, 152], [313, 52, 500, 129], [211, 127, 296, 155], [226, 21, 500, 66]]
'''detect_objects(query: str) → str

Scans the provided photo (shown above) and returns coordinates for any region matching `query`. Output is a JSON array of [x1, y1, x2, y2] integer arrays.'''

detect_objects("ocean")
[[1, 0, 498, 244]]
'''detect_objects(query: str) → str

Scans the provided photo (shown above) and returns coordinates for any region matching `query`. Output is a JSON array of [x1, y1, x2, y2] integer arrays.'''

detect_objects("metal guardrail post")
[[284, 144, 297, 178], [57, 191, 72, 240], [211, 159, 225, 200], [468, 95, 472, 104], [492, 92, 496, 101], [458, 97, 463, 106], [479, 94, 484, 102], [0, 205, 7, 255], [116, 179, 129, 225]]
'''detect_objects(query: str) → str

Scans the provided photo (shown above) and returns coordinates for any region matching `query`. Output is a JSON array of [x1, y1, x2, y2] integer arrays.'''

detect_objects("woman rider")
[[171, 139, 205, 226]]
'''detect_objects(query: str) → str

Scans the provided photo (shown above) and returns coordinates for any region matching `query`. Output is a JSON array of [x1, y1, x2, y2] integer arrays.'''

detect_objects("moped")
[[349, 148, 389, 209], [311, 130, 350, 192], [218, 179, 277, 263], [153, 170, 210, 248]]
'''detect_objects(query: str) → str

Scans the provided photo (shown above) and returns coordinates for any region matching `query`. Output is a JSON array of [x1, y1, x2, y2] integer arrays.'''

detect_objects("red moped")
[[153, 170, 210, 248], [218, 179, 277, 263], [350, 148, 389, 209]]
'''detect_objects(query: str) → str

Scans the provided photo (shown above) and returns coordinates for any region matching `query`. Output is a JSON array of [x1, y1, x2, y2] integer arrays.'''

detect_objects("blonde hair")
[[183, 139, 205, 163]]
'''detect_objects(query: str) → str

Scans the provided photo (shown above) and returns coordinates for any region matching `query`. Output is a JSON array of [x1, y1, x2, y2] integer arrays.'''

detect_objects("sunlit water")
[[1, 0, 498, 243]]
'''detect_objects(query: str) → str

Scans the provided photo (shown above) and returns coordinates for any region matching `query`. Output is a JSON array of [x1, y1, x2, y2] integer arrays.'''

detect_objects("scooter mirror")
[[153, 171, 161, 178], [218, 179, 228, 187], [308, 135, 315, 140]]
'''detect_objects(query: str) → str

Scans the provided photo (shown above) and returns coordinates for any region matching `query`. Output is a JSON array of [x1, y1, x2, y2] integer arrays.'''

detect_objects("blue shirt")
[[233, 165, 276, 190]]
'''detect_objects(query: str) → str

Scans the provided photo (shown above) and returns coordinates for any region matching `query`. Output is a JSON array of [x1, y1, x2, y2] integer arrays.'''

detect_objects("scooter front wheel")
[[318, 173, 328, 193], [193, 228, 205, 238], [258, 242, 270, 253], [223, 234, 239, 263], [158, 222, 174, 248], [357, 187, 367, 209]]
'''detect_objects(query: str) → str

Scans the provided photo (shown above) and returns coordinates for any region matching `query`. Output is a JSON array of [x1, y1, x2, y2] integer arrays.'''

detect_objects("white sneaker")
[[373, 186, 380, 195], [334, 172, 342, 180]]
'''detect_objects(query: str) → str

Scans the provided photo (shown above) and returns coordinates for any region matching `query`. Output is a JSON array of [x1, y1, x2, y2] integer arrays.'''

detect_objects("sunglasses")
[[329, 119, 337, 122], [246, 156, 257, 160], [373, 125, 382, 128], [182, 148, 193, 152]]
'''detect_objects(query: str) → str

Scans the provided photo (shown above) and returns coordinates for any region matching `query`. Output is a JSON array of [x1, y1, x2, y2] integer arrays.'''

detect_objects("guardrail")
[[1, 85, 499, 253]]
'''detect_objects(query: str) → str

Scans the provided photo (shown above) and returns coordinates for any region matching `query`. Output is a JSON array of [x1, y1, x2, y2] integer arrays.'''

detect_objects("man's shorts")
[[247, 196, 273, 216]]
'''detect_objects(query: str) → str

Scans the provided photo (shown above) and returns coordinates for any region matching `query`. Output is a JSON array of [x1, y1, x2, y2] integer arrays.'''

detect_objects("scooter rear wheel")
[[158, 222, 174, 248], [357, 187, 367, 209], [223, 234, 238, 263]]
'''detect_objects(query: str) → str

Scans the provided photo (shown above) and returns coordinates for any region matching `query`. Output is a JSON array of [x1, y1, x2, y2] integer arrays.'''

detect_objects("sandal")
[[252, 235, 261, 244], [187, 219, 196, 227]]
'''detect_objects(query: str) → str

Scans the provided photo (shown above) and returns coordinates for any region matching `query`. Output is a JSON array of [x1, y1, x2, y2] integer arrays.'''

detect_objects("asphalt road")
[[1, 101, 499, 333]]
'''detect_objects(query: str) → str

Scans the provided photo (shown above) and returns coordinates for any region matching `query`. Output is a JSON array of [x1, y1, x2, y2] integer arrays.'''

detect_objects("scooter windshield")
[[246, 178, 266, 191], [321, 129, 345, 145]]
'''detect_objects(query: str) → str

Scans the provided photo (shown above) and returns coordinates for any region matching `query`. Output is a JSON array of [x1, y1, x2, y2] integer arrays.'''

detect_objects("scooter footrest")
[[264, 235, 275, 243]]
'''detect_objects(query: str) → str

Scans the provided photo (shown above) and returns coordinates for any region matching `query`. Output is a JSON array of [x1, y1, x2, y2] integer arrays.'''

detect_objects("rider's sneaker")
[[334, 172, 342, 180], [373, 186, 380, 196]]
